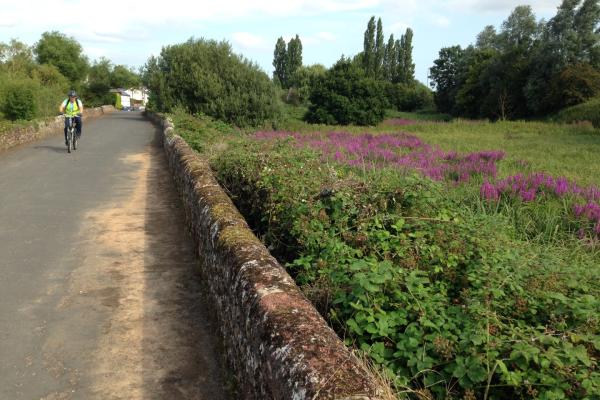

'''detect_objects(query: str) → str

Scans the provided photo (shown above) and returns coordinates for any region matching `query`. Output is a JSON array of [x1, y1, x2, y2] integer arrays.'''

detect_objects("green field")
[[382, 118, 600, 188], [173, 109, 600, 399], [283, 108, 600, 187]]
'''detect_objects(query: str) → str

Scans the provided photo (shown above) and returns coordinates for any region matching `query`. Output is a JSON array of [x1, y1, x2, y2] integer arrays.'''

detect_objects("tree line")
[[360, 16, 414, 85], [138, 2, 598, 129], [0, 32, 140, 121], [273, 17, 432, 126], [429, 0, 600, 120]]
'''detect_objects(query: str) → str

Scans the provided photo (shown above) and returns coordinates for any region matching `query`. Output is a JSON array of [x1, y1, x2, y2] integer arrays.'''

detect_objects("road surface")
[[0, 112, 230, 399]]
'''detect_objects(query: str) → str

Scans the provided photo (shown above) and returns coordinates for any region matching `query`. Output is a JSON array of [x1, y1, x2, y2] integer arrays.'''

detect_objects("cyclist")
[[59, 90, 84, 145]]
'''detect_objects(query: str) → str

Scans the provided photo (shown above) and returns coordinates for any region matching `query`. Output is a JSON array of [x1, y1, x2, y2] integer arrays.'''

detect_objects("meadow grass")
[[388, 118, 600, 188], [277, 110, 600, 188]]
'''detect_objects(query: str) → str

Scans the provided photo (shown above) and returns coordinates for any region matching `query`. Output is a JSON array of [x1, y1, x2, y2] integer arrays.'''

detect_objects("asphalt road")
[[0, 112, 230, 399]]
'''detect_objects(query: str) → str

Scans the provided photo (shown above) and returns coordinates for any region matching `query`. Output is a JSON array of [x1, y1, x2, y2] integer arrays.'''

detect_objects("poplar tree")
[[398, 28, 415, 84], [383, 34, 396, 81], [286, 35, 303, 87], [374, 18, 385, 78], [273, 37, 287, 86], [363, 16, 376, 75]]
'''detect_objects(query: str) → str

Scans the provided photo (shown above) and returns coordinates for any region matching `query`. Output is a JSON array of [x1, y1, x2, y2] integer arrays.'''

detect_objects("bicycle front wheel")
[[67, 129, 73, 153]]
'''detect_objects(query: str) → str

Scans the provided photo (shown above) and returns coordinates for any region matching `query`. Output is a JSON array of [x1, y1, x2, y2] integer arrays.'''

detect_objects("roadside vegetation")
[[0, 32, 139, 133]]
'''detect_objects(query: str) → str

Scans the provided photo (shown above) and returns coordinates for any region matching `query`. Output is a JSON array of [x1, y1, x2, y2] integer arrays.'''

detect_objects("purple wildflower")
[[480, 182, 499, 201]]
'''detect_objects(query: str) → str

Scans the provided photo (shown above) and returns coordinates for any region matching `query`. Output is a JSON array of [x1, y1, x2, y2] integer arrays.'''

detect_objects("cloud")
[[431, 15, 451, 28], [0, 16, 17, 28], [389, 22, 410, 34], [84, 46, 112, 60], [316, 32, 336, 41], [231, 32, 269, 51], [378, 0, 560, 18], [2, 0, 377, 49], [439, 0, 559, 13], [303, 31, 337, 45]]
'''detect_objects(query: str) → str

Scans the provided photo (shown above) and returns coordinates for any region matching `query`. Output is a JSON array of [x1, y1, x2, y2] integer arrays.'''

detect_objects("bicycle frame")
[[65, 116, 77, 153]]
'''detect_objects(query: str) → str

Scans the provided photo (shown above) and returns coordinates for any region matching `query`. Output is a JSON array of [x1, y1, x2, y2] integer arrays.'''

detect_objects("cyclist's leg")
[[75, 116, 82, 138], [64, 118, 69, 144]]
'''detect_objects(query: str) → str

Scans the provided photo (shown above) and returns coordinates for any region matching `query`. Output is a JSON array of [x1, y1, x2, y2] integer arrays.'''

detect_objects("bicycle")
[[63, 114, 80, 153]]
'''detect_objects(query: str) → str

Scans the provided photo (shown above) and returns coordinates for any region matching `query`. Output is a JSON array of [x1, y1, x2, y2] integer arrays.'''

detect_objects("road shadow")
[[109, 111, 147, 121], [140, 124, 231, 399], [33, 145, 67, 154]]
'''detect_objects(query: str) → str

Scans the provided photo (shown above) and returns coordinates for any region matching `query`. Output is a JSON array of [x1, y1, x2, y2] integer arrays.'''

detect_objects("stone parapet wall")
[[145, 111, 382, 400], [0, 105, 116, 151]]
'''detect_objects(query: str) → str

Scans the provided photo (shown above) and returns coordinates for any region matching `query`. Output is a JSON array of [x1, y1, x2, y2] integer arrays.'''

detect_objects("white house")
[[120, 91, 131, 109], [123, 88, 149, 106], [110, 87, 149, 109]]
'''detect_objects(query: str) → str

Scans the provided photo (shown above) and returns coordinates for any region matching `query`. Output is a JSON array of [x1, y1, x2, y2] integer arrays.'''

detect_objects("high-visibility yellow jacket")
[[62, 99, 83, 117]]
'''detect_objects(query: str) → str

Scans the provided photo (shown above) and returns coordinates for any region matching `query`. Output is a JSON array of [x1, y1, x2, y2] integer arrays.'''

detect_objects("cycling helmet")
[[68, 90, 77, 97]]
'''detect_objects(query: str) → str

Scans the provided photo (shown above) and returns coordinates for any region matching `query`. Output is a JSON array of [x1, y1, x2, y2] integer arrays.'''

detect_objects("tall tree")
[[34, 31, 88, 84], [398, 28, 415, 84], [394, 38, 402, 83], [286, 35, 303, 88], [363, 16, 376, 75], [383, 34, 397, 82], [431, 0, 599, 119], [476, 25, 499, 50], [272, 37, 287, 86], [429, 45, 465, 113], [455, 48, 496, 117], [374, 18, 385, 78], [111, 65, 140, 88], [0, 39, 34, 75], [574, 0, 600, 67], [498, 5, 539, 51], [86, 58, 113, 104]]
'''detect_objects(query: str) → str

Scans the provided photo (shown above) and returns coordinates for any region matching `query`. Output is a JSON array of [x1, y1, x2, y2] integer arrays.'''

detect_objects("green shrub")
[[556, 97, 600, 128], [33, 68, 69, 118], [0, 62, 68, 121], [31, 64, 69, 88], [142, 38, 281, 127], [36, 84, 67, 119], [305, 59, 387, 126], [552, 64, 600, 110], [386, 81, 434, 112], [287, 64, 327, 105], [204, 130, 600, 399], [4, 80, 37, 120]]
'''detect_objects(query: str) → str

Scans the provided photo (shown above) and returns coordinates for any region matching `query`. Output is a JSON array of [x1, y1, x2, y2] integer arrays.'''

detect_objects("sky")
[[0, 0, 563, 84]]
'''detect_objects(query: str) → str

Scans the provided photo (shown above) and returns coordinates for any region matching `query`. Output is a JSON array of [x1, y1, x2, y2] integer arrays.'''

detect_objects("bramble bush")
[[173, 112, 600, 399], [210, 137, 599, 399]]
